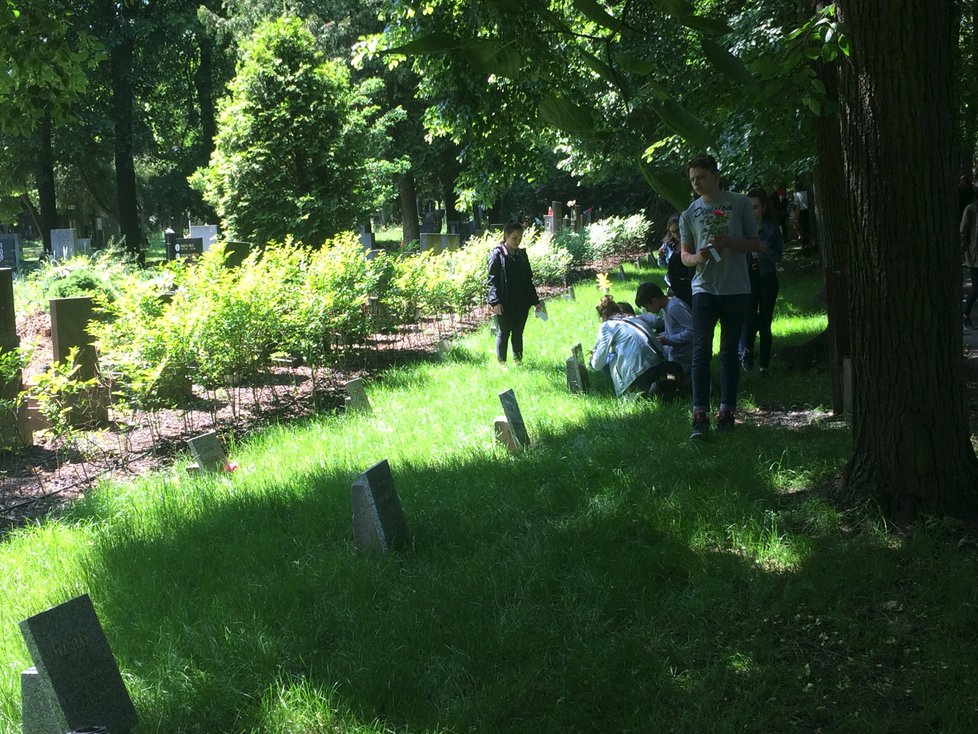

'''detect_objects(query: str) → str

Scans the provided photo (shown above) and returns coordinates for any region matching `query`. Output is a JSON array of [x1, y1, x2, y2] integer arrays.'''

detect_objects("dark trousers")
[[691, 292, 748, 413], [966, 268, 978, 318], [741, 273, 779, 368], [496, 307, 530, 362]]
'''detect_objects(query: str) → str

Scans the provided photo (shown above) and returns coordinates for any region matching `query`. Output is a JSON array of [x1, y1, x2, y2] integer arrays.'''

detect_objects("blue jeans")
[[691, 292, 748, 413]]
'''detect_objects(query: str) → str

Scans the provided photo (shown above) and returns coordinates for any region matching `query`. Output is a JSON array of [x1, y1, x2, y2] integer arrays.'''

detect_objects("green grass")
[[1, 263, 977, 732]]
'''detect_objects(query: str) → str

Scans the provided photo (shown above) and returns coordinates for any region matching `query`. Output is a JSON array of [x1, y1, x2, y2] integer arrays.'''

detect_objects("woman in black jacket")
[[487, 222, 541, 365]]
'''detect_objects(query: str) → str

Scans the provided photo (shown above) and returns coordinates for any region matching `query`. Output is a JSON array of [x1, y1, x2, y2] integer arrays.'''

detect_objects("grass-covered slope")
[[1, 265, 976, 733]]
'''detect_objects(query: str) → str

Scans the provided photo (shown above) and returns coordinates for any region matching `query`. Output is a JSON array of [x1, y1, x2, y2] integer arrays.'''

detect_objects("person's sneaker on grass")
[[690, 410, 710, 440], [716, 409, 735, 432]]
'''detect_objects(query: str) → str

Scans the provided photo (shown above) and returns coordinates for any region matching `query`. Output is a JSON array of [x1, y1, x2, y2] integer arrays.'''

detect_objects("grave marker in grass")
[[351, 459, 409, 552], [496, 388, 529, 451], [186, 431, 231, 473], [344, 378, 372, 414], [19, 594, 137, 734]]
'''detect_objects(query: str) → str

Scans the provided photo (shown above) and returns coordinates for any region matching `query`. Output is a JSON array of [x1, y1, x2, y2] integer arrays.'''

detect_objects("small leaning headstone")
[[186, 431, 229, 473], [565, 356, 584, 394], [19, 594, 138, 734], [498, 388, 529, 448], [571, 343, 590, 391], [351, 459, 409, 552], [344, 378, 372, 414]]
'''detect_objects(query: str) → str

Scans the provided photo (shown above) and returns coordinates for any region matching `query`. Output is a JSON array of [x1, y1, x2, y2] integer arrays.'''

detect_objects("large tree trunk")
[[398, 170, 420, 246], [35, 112, 57, 256], [810, 15, 851, 414], [836, 0, 978, 520], [108, 6, 144, 263]]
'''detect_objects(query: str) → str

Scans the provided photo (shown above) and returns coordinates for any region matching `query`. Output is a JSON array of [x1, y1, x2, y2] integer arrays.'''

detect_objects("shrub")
[[586, 214, 651, 259], [555, 229, 591, 264]]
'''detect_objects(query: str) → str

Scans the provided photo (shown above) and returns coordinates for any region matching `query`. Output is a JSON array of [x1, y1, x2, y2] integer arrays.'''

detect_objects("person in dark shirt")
[[487, 222, 542, 365], [656, 214, 694, 307]]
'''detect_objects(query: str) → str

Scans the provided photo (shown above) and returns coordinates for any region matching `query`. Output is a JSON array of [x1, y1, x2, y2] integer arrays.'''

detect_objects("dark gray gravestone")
[[351, 459, 409, 552], [49, 296, 108, 427], [344, 378, 372, 414], [571, 343, 590, 391], [173, 237, 203, 260], [19, 595, 137, 734], [565, 357, 584, 394], [186, 431, 228, 473], [498, 388, 529, 448], [21, 667, 60, 734], [614, 264, 626, 281], [0, 233, 19, 269], [0, 269, 31, 447]]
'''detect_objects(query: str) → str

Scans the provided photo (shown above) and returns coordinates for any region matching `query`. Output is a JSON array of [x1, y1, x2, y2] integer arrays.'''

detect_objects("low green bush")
[[586, 214, 650, 259]]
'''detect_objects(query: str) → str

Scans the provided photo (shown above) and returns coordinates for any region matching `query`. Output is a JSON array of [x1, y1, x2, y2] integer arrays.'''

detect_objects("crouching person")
[[589, 297, 671, 398], [635, 281, 693, 384]]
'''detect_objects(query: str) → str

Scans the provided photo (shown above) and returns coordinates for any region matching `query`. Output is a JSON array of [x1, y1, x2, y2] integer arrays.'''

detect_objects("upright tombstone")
[[565, 357, 584, 394], [344, 378, 372, 414], [358, 228, 376, 251], [614, 264, 627, 281], [0, 268, 30, 447], [351, 459, 410, 553], [19, 594, 138, 734], [50, 229, 77, 261], [50, 296, 108, 427], [186, 431, 229, 473], [76, 238, 92, 255], [173, 237, 203, 260], [566, 343, 590, 394], [497, 388, 529, 448], [188, 224, 218, 252], [551, 201, 564, 234], [163, 228, 177, 260], [0, 233, 20, 269]]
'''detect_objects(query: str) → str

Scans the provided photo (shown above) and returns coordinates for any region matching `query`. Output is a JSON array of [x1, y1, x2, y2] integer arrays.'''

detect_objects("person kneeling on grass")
[[634, 281, 693, 384], [589, 297, 675, 398]]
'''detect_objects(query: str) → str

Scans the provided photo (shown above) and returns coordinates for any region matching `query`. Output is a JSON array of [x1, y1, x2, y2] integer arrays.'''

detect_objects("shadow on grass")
[[58, 390, 978, 733]]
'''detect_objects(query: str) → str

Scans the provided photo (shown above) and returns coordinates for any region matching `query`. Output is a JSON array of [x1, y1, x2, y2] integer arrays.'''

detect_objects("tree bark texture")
[[837, 0, 978, 520], [108, 5, 144, 261], [398, 170, 420, 246], [811, 48, 851, 414], [35, 112, 57, 255]]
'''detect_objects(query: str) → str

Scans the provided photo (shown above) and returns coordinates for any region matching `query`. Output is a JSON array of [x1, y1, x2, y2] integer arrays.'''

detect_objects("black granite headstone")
[[498, 388, 529, 448], [173, 237, 203, 260], [19, 595, 137, 734], [351, 459, 409, 552], [0, 233, 19, 269], [344, 378, 372, 414]]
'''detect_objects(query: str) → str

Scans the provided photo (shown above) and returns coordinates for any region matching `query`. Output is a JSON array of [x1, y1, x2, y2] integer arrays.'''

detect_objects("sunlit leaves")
[[572, 0, 621, 32], [380, 31, 459, 55]]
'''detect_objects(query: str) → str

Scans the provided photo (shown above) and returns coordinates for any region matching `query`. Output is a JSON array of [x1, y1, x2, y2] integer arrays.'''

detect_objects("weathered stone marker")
[[49, 229, 77, 261], [614, 264, 626, 281], [344, 378, 372, 414], [351, 459, 409, 552], [49, 296, 109, 427], [565, 357, 584, 394], [0, 268, 30, 447], [571, 343, 590, 392], [19, 594, 137, 734], [0, 233, 20, 269], [497, 388, 529, 448], [186, 431, 228, 473]]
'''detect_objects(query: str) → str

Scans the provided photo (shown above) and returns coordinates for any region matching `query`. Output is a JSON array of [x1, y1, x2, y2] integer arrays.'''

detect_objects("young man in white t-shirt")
[[679, 155, 763, 439]]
